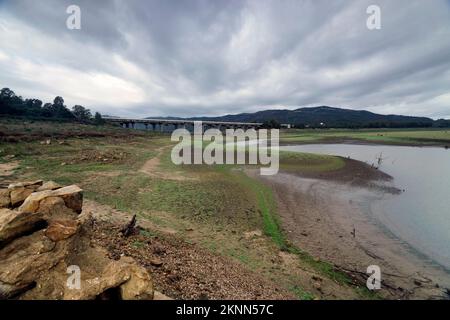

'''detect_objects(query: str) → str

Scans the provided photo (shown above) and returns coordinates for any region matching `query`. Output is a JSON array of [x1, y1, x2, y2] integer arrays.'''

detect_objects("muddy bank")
[[281, 154, 401, 194], [287, 155, 392, 185], [252, 167, 450, 299]]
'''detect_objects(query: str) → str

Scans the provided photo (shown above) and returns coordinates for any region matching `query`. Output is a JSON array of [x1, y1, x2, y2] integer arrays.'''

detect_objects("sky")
[[0, 0, 449, 119]]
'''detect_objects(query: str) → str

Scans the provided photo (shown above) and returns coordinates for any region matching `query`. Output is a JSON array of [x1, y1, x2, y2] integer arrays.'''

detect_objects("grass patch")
[[280, 128, 450, 146], [239, 172, 285, 248], [289, 285, 315, 300], [280, 151, 345, 173]]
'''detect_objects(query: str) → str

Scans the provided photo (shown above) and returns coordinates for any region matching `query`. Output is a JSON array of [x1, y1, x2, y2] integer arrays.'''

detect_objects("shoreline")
[[252, 162, 450, 299], [280, 138, 450, 149]]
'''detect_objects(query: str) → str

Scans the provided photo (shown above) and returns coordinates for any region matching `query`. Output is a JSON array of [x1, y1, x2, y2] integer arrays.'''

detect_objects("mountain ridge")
[[147, 106, 449, 128]]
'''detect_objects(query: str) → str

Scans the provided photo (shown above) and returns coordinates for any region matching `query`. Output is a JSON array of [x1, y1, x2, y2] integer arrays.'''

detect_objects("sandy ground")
[[254, 169, 450, 299]]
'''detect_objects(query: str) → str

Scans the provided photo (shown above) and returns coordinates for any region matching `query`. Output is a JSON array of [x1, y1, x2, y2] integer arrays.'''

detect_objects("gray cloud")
[[0, 0, 449, 118]]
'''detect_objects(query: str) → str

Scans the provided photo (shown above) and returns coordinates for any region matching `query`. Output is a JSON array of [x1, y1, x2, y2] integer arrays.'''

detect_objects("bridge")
[[105, 117, 290, 132]]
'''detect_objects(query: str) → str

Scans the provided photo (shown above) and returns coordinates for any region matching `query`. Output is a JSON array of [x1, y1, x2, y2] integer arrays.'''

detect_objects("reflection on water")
[[281, 144, 450, 270]]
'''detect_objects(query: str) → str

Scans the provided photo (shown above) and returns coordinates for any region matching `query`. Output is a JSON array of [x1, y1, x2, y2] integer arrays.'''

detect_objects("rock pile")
[[0, 180, 154, 300]]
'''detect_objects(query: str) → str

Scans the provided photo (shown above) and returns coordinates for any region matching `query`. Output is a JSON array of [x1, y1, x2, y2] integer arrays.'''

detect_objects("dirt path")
[[255, 171, 450, 299], [139, 146, 194, 181], [0, 160, 19, 178]]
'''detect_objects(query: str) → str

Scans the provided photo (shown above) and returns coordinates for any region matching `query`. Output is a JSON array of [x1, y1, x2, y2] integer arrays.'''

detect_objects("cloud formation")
[[0, 0, 449, 118]]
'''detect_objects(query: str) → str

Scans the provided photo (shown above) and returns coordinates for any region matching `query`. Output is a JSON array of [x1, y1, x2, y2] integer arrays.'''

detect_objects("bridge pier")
[[107, 118, 267, 132]]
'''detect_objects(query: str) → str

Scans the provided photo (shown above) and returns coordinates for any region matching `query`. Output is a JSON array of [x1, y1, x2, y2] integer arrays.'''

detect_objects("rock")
[[37, 181, 62, 192], [62, 253, 153, 300], [8, 180, 44, 207], [0, 180, 154, 300], [119, 257, 154, 300], [150, 258, 163, 267], [167, 273, 180, 282], [45, 219, 78, 241], [153, 290, 172, 300], [152, 242, 166, 255], [0, 281, 36, 299], [38, 197, 78, 221], [0, 209, 45, 247], [0, 189, 10, 208], [19, 185, 83, 214], [0, 230, 58, 285], [312, 275, 323, 282], [413, 279, 423, 286], [9, 188, 34, 207], [313, 281, 322, 292], [8, 180, 43, 190]]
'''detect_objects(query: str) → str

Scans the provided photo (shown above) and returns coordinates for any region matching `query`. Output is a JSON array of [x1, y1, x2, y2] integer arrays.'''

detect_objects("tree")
[[53, 96, 64, 106], [94, 112, 105, 125], [24, 99, 43, 116], [72, 105, 92, 122], [0, 88, 16, 99], [42, 96, 74, 119], [41, 103, 51, 116], [261, 119, 281, 129], [0, 88, 25, 115]]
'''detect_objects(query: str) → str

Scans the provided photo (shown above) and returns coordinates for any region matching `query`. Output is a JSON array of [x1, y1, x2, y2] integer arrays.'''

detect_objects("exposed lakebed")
[[281, 144, 450, 272]]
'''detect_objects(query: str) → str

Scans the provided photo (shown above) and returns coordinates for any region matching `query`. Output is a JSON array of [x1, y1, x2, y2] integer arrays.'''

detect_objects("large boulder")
[[45, 219, 78, 242], [10, 189, 34, 207], [0, 180, 154, 300], [0, 209, 45, 247], [37, 181, 62, 192], [37, 197, 79, 221], [62, 254, 154, 300], [19, 185, 83, 215], [8, 180, 43, 207], [8, 180, 43, 189], [119, 258, 154, 300], [0, 189, 10, 208]]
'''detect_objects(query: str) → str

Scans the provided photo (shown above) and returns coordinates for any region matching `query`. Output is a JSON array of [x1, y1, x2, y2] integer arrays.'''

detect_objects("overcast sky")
[[0, 0, 449, 118]]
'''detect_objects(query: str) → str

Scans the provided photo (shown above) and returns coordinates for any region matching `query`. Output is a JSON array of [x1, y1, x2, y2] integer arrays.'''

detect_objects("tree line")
[[0, 88, 105, 124]]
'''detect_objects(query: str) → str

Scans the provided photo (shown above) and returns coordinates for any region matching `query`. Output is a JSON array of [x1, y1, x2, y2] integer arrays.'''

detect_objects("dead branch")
[[121, 214, 137, 237]]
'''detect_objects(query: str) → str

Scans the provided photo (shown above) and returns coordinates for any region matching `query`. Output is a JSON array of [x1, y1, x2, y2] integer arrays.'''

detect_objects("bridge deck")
[[106, 118, 263, 126]]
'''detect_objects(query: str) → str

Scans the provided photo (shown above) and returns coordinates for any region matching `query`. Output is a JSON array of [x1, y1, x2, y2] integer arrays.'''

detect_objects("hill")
[[173, 106, 440, 128]]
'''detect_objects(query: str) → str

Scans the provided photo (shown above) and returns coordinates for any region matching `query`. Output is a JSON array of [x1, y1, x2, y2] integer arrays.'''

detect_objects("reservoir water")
[[280, 144, 450, 271]]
